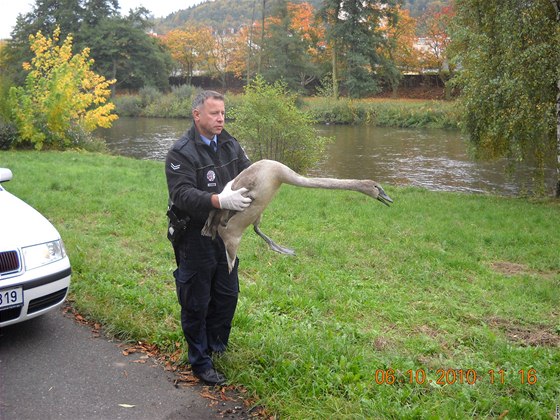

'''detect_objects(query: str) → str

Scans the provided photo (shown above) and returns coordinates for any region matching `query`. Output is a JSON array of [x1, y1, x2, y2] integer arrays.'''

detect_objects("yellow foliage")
[[9, 26, 118, 150]]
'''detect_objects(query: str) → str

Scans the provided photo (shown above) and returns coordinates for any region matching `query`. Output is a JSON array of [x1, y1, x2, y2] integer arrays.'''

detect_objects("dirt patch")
[[415, 324, 440, 338], [490, 261, 530, 276], [372, 336, 392, 351], [490, 261, 559, 280], [488, 317, 560, 347]]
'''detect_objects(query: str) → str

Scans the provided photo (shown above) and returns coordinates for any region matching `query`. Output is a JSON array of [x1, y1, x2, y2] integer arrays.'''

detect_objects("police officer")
[[165, 90, 252, 385]]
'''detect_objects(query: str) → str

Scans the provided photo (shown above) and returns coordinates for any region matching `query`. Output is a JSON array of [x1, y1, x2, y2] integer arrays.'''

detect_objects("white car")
[[0, 168, 71, 327]]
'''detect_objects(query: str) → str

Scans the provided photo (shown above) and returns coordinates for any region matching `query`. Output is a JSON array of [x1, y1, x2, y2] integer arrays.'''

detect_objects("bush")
[[139, 86, 163, 108], [114, 85, 196, 119], [0, 119, 19, 150], [170, 84, 196, 102], [9, 28, 117, 150], [229, 76, 331, 174], [114, 95, 144, 117]]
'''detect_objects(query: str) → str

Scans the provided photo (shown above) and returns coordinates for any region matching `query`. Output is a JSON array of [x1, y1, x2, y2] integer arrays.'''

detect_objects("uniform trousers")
[[174, 227, 239, 374]]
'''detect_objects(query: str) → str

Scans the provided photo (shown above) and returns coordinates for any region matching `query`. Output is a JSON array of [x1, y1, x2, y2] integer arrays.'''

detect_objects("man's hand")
[[217, 180, 252, 211]]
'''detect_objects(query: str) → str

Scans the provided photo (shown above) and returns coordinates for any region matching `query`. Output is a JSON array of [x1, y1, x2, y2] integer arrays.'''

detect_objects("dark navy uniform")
[[165, 125, 251, 375]]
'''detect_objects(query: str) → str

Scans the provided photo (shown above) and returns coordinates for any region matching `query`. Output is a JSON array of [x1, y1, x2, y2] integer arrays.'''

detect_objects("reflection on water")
[[97, 117, 556, 196], [97, 117, 184, 161]]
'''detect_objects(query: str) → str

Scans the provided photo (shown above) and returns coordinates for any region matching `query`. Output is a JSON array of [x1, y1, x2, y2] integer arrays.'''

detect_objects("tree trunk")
[[552, 0, 560, 197], [332, 46, 338, 100], [111, 58, 117, 97], [556, 79, 560, 198], [258, 0, 266, 75]]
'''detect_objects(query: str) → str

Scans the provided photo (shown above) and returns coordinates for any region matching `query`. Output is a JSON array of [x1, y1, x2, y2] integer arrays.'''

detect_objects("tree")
[[3, 1, 173, 93], [379, 6, 419, 96], [228, 26, 254, 80], [3, 0, 84, 85], [82, 12, 172, 94], [9, 27, 117, 150], [418, 4, 455, 98], [450, 0, 560, 196], [319, 0, 401, 98], [210, 29, 238, 88], [260, 1, 323, 92], [229, 75, 330, 173], [160, 27, 215, 85], [286, 2, 327, 89]]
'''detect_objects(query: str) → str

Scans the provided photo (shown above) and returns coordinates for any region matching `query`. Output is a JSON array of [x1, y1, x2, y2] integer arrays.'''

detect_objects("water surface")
[[98, 117, 556, 196]]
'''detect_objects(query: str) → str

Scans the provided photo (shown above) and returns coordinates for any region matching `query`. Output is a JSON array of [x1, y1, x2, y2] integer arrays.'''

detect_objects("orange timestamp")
[[374, 368, 538, 386]]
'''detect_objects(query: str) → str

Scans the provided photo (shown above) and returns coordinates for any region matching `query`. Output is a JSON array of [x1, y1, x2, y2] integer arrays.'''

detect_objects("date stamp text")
[[374, 368, 538, 386]]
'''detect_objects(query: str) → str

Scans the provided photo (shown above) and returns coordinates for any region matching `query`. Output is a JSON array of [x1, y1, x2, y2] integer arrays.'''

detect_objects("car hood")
[[0, 187, 61, 250]]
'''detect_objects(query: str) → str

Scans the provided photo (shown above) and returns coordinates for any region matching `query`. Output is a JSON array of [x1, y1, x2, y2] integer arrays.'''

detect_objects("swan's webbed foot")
[[253, 225, 295, 256], [268, 241, 296, 256]]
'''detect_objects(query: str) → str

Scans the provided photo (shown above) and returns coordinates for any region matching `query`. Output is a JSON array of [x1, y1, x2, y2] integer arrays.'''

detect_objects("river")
[[97, 117, 556, 196]]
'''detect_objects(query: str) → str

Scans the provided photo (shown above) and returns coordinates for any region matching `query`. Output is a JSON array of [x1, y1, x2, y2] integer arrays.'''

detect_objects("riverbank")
[[3, 151, 559, 418], [114, 88, 459, 130]]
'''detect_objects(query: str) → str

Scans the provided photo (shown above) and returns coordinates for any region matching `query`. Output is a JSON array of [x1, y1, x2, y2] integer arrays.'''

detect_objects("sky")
[[0, 0, 203, 40]]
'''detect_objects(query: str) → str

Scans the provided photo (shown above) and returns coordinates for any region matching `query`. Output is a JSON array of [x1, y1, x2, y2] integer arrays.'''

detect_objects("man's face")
[[193, 97, 225, 139]]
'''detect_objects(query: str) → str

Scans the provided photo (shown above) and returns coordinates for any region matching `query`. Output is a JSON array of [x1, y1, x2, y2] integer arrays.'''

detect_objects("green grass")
[[3, 151, 559, 419], [301, 97, 459, 129]]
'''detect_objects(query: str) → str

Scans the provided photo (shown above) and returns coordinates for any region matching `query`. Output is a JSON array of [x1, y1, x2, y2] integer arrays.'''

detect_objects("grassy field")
[[2, 151, 559, 419]]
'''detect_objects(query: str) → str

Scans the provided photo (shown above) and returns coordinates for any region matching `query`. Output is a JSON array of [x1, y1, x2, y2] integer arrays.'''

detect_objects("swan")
[[202, 159, 393, 273]]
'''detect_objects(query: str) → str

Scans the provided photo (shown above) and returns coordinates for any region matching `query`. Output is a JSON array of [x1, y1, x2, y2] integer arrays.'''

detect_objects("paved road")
[[0, 307, 248, 419]]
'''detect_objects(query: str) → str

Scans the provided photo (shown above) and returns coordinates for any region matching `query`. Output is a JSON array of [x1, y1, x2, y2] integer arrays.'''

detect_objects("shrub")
[[139, 86, 163, 108], [9, 27, 117, 150], [170, 84, 196, 102], [114, 95, 144, 117], [229, 76, 331, 173], [0, 119, 19, 150]]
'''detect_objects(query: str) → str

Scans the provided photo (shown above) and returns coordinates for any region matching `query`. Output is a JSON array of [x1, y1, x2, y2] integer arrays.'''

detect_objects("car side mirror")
[[0, 168, 13, 183]]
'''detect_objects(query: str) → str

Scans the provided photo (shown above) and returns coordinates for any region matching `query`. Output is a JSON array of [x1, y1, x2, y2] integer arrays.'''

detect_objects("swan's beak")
[[377, 187, 393, 207]]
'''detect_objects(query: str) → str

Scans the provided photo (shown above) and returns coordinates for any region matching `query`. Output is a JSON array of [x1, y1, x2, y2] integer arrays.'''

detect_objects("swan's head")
[[363, 181, 393, 206], [375, 185, 393, 206], [354, 180, 393, 206]]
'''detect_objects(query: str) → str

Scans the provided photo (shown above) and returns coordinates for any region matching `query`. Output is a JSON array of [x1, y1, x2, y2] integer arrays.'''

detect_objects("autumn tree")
[[418, 4, 455, 98], [210, 29, 238, 88], [9, 28, 117, 150], [228, 26, 254, 81], [161, 27, 215, 84], [379, 6, 419, 96], [285, 2, 327, 89], [260, 1, 319, 91], [451, 0, 560, 196]]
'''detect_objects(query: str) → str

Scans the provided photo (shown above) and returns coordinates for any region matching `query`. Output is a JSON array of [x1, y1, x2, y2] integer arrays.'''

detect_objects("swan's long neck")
[[279, 165, 369, 194]]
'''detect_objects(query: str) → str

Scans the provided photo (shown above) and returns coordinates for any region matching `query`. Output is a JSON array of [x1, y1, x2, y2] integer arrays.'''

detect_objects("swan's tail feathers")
[[226, 250, 236, 273], [253, 225, 296, 256], [201, 210, 218, 238]]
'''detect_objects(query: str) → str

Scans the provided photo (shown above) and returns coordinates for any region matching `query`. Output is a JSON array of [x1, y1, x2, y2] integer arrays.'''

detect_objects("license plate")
[[0, 286, 24, 310]]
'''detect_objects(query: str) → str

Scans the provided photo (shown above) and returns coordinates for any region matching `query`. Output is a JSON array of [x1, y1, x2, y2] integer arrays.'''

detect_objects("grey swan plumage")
[[202, 159, 393, 273]]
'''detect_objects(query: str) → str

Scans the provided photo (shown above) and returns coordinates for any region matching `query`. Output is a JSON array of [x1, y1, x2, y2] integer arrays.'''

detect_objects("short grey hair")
[[192, 90, 225, 111]]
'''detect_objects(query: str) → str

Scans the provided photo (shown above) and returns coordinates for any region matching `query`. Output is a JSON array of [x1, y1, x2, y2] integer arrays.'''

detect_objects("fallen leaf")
[[200, 390, 219, 401]]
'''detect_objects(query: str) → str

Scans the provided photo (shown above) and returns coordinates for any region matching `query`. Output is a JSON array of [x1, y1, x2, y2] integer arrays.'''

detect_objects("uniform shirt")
[[165, 125, 251, 226]]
